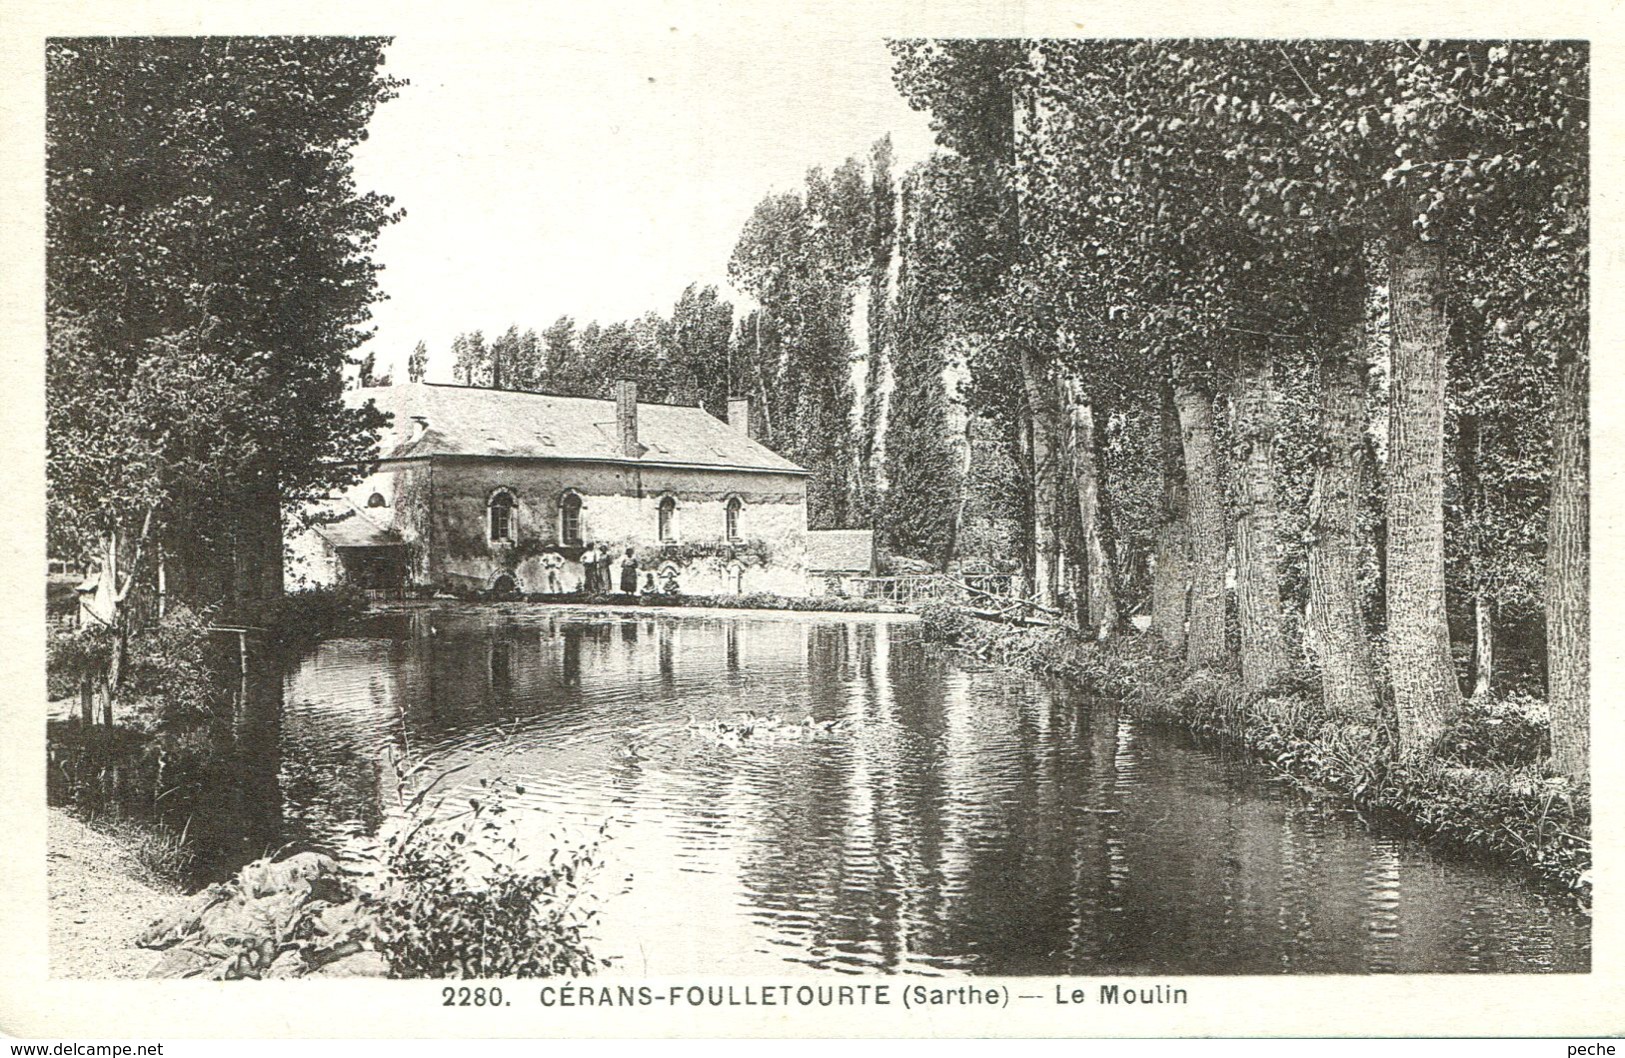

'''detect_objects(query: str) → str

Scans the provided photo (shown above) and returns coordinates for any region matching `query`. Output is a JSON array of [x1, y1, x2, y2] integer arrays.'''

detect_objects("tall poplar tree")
[[48, 36, 400, 707]]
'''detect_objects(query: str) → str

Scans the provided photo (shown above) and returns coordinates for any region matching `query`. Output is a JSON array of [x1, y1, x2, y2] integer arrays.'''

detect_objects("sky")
[[350, 29, 940, 382]]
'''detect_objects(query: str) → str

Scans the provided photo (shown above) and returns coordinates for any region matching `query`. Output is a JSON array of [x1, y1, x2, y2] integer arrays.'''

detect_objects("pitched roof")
[[349, 383, 805, 475], [312, 502, 402, 548], [806, 529, 874, 573]]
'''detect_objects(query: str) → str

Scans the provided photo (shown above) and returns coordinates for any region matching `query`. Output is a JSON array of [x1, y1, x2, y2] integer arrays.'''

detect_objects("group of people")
[[536, 544, 679, 595], [563, 545, 678, 595], [578, 544, 638, 594]]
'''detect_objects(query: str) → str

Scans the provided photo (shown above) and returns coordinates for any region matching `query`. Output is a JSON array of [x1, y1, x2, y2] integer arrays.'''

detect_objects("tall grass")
[[79, 811, 196, 889]]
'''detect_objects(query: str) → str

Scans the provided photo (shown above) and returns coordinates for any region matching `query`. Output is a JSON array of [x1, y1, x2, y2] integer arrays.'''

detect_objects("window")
[[489, 489, 515, 542], [725, 496, 743, 541], [559, 490, 583, 546], [366, 492, 387, 508], [658, 496, 677, 542]]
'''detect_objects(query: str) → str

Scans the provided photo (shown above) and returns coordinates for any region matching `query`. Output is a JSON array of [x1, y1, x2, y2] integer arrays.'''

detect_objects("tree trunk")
[[1472, 594, 1495, 700], [1229, 345, 1289, 692], [1091, 406, 1126, 634], [942, 412, 974, 570], [1063, 381, 1121, 639], [87, 528, 129, 724], [1307, 273, 1381, 718], [1021, 346, 1063, 610], [1385, 236, 1459, 758], [98, 636, 122, 726], [1151, 382, 1190, 654], [1175, 379, 1228, 669], [1451, 301, 1495, 703], [1547, 343, 1589, 780], [1014, 404, 1036, 598], [88, 530, 121, 627], [1456, 407, 1493, 700], [231, 475, 286, 604]]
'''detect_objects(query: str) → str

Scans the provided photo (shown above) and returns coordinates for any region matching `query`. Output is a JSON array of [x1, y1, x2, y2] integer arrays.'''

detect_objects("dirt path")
[[48, 809, 183, 979]]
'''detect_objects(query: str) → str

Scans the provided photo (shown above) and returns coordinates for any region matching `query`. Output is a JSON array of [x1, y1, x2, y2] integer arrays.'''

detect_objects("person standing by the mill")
[[579, 542, 600, 593], [619, 547, 639, 594]]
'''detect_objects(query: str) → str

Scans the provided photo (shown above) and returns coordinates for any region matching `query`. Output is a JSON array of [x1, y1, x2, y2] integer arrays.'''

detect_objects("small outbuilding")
[[805, 529, 876, 597]]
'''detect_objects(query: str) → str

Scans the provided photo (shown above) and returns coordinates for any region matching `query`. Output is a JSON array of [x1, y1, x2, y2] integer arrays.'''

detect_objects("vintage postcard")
[[0, 0, 1619, 1041]]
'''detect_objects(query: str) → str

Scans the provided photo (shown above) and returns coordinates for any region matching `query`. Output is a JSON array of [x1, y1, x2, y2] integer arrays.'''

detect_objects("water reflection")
[[251, 607, 1587, 975]]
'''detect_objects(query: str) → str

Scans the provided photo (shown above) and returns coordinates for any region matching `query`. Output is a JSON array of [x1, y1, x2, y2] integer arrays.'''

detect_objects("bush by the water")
[[80, 810, 198, 888], [920, 606, 1590, 899], [1438, 692, 1550, 767], [126, 773, 609, 979], [47, 607, 228, 727], [47, 623, 109, 700], [242, 584, 370, 644], [920, 603, 1148, 697], [376, 779, 606, 978]]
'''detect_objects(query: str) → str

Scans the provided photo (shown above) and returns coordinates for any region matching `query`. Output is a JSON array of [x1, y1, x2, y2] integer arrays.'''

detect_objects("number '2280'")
[[442, 986, 505, 1007]]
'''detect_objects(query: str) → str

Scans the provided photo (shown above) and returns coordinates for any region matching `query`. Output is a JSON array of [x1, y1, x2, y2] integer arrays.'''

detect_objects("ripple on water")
[[253, 610, 1591, 976]]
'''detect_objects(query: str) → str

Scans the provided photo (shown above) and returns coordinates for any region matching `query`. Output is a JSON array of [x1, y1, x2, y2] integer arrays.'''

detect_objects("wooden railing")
[[846, 572, 1017, 606]]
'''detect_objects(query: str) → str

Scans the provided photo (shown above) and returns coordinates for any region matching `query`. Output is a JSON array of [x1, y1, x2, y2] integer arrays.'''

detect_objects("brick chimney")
[[615, 379, 640, 457], [727, 397, 752, 438]]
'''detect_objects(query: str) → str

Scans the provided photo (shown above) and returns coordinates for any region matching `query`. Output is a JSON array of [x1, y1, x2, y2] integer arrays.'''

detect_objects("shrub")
[[47, 719, 162, 811], [376, 780, 606, 978], [82, 811, 197, 888], [122, 607, 227, 727], [1373, 760, 1589, 895], [47, 624, 111, 700], [47, 608, 227, 727], [919, 604, 973, 643], [252, 585, 369, 645], [1438, 692, 1550, 767]]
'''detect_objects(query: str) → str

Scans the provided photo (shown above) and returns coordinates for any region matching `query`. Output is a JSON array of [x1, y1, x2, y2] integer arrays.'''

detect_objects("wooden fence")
[[846, 572, 1016, 606]]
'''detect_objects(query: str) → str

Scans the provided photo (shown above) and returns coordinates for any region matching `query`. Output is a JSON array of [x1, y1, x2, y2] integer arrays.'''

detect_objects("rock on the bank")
[[138, 851, 388, 979]]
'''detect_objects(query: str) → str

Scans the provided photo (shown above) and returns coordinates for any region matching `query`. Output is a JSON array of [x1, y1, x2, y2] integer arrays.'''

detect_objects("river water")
[[235, 606, 1586, 975]]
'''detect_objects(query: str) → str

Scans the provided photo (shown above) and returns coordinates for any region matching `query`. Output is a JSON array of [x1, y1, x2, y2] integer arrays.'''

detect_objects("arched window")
[[725, 496, 743, 541], [559, 490, 583, 546], [366, 492, 388, 509], [488, 488, 516, 542], [658, 496, 677, 542]]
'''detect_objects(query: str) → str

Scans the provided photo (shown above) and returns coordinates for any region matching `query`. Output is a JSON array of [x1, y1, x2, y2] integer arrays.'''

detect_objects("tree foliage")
[[888, 38, 1587, 770], [47, 37, 400, 603]]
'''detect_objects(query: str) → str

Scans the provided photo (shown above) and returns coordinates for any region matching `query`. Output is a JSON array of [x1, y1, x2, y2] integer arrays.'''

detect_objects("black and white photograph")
[[3, 3, 1614, 1042]]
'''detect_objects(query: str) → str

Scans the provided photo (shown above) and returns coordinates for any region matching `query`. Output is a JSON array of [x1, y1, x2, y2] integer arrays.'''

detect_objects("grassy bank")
[[921, 607, 1591, 903]]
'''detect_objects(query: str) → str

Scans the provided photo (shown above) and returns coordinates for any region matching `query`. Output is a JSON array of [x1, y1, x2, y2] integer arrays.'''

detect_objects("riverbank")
[[377, 595, 920, 623], [48, 809, 181, 979], [921, 608, 1591, 904]]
